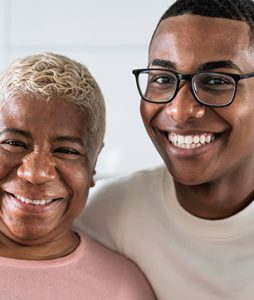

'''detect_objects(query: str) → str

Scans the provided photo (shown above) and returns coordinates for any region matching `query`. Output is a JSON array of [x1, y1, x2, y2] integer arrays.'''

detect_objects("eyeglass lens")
[[137, 70, 236, 106]]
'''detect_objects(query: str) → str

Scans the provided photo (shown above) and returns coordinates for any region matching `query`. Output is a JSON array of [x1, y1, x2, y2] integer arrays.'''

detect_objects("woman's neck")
[[0, 230, 80, 260]]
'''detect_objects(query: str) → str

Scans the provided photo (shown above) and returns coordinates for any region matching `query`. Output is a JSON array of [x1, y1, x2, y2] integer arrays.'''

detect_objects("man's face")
[[141, 15, 254, 185]]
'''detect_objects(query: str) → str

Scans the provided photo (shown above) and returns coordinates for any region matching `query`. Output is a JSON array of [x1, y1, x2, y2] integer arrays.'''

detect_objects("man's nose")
[[165, 83, 205, 123], [17, 151, 57, 184]]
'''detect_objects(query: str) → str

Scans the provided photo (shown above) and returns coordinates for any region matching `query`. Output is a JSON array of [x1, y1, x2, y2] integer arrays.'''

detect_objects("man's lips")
[[156, 128, 224, 150], [168, 132, 216, 149]]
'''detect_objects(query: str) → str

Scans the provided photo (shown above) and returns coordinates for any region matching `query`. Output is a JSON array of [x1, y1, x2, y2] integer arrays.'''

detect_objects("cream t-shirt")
[[78, 166, 254, 300]]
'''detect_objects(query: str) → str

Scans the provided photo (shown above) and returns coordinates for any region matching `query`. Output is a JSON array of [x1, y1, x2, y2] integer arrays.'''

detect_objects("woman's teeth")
[[14, 194, 54, 205], [168, 133, 215, 149]]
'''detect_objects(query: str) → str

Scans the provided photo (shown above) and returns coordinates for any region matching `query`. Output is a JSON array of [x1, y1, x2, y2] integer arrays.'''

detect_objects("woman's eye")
[[2, 140, 27, 148], [1, 140, 28, 153], [54, 147, 80, 155]]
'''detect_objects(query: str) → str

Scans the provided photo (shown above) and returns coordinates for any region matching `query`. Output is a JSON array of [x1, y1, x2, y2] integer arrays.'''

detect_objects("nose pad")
[[166, 84, 205, 123], [17, 152, 56, 184]]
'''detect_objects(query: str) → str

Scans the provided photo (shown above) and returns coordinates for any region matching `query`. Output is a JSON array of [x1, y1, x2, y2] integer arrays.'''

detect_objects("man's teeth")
[[15, 194, 54, 205], [169, 133, 215, 149]]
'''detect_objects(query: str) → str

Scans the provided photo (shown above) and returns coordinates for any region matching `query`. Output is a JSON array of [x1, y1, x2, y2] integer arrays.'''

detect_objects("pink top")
[[0, 231, 155, 300]]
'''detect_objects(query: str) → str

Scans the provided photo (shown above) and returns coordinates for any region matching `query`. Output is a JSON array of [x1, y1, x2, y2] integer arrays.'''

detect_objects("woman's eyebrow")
[[53, 136, 86, 147], [0, 128, 32, 138]]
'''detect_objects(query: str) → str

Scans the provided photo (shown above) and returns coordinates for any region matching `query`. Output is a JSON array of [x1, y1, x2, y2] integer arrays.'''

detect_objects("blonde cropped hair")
[[0, 52, 105, 164]]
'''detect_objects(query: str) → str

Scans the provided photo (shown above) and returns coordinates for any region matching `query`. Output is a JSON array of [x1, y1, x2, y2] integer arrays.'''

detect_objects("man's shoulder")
[[91, 165, 166, 197], [75, 165, 169, 247]]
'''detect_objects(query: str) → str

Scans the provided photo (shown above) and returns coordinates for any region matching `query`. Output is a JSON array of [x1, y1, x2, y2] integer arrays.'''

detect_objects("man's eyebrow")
[[54, 136, 86, 147], [149, 59, 176, 70], [197, 60, 242, 73], [150, 59, 242, 73], [0, 128, 32, 138]]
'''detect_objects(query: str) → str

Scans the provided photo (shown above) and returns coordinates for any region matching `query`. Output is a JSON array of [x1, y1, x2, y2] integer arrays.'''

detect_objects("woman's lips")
[[7, 192, 63, 206]]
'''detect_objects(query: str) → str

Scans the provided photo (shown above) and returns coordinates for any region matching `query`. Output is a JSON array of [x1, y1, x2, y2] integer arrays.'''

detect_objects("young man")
[[77, 0, 254, 299]]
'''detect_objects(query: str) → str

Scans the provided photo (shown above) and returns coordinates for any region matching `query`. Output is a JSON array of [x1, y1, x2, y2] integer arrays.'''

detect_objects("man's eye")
[[199, 75, 234, 91], [151, 74, 176, 87], [201, 76, 234, 88], [205, 78, 230, 85]]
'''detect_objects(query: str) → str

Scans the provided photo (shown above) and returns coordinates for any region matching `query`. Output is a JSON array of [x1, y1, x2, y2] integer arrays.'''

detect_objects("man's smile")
[[168, 132, 216, 149]]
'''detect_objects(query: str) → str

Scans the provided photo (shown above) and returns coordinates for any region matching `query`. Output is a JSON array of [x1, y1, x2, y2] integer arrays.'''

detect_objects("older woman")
[[0, 53, 155, 300]]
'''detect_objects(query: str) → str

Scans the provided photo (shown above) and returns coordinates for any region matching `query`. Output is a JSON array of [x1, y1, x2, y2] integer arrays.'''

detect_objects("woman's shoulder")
[[80, 232, 156, 300]]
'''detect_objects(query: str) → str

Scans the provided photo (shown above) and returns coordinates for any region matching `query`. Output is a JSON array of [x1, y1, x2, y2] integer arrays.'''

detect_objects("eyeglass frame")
[[132, 68, 254, 107]]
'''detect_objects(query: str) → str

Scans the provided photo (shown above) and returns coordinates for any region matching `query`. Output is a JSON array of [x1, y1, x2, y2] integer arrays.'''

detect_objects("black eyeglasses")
[[132, 68, 254, 107]]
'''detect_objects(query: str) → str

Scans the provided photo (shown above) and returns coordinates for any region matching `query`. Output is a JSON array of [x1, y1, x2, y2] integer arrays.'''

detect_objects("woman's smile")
[[4, 192, 65, 214], [12, 193, 62, 205]]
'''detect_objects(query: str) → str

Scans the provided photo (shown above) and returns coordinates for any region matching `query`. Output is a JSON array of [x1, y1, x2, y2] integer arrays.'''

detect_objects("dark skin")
[[0, 96, 96, 259], [141, 15, 254, 219]]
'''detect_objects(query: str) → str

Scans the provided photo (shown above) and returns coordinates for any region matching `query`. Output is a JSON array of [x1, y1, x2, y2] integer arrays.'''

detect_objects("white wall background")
[[0, 0, 173, 177]]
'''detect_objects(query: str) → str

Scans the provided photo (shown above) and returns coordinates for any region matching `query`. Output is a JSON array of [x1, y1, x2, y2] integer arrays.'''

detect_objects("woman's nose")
[[165, 84, 205, 123], [17, 151, 57, 184]]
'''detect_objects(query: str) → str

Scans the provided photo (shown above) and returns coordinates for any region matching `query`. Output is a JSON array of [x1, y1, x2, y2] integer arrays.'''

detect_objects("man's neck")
[[173, 175, 254, 220]]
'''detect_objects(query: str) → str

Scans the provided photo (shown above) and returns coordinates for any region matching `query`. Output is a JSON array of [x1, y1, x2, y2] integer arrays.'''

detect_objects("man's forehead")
[[154, 14, 250, 36], [149, 14, 254, 72]]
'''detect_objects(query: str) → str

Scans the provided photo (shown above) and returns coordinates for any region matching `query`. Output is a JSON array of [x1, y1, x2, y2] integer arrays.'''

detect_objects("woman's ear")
[[90, 168, 96, 187], [90, 142, 104, 187]]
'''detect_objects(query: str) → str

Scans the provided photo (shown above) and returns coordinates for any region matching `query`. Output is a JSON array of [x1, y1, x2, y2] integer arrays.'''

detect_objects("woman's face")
[[0, 96, 95, 248]]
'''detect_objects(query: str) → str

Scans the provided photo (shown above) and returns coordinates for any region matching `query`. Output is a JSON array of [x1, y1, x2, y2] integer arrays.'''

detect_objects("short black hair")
[[161, 0, 254, 23], [151, 0, 254, 45]]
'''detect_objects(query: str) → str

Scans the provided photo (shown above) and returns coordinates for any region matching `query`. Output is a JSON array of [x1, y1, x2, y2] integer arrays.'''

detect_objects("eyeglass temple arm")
[[240, 72, 254, 80]]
